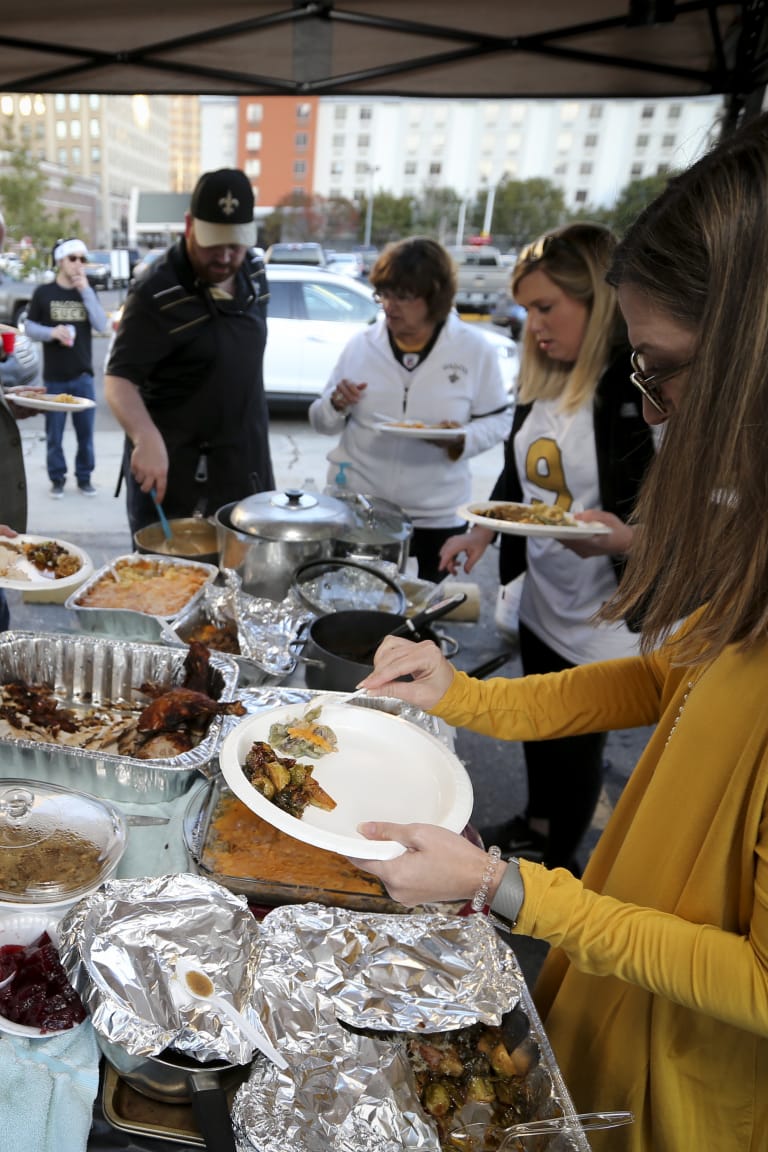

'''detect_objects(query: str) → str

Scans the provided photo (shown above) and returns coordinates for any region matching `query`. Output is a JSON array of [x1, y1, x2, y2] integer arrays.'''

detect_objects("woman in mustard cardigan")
[[354, 112, 768, 1152]]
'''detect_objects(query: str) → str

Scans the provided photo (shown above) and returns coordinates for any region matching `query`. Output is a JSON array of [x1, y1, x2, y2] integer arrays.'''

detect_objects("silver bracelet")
[[471, 845, 502, 913], [489, 857, 525, 928]]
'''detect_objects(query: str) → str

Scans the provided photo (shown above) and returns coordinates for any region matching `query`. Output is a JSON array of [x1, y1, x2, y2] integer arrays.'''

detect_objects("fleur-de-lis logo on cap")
[[219, 190, 239, 216]]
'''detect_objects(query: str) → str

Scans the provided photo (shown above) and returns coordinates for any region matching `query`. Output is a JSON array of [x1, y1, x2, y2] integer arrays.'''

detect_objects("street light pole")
[[363, 164, 379, 248]]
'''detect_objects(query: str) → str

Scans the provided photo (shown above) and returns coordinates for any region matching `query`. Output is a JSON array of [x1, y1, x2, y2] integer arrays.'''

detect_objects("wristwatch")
[[489, 856, 524, 928]]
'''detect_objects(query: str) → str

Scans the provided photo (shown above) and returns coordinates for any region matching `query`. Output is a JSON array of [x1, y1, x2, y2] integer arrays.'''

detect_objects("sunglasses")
[[629, 350, 691, 415], [66, 255, 88, 263]]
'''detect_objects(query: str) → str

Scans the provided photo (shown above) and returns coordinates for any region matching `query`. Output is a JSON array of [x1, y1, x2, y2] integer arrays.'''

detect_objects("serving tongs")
[[448, 1109, 633, 1149]]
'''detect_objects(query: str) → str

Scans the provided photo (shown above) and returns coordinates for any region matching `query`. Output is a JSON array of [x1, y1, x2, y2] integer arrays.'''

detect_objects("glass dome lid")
[[0, 780, 126, 905]]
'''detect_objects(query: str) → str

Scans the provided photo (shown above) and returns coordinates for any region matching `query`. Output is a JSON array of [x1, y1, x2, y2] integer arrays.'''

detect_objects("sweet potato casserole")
[[75, 557, 209, 616]]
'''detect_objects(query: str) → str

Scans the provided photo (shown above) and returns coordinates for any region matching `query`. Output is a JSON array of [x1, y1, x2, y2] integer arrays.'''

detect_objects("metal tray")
[[64, 553, 219, 642], [0, 632, 238, 804], [183, 775, 402, 914]]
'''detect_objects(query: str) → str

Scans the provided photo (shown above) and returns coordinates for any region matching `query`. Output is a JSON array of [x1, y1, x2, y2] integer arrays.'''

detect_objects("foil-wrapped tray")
[[0, 632, 238, 804], [169, 598, 297, 688], [64, 553, 219, 642]]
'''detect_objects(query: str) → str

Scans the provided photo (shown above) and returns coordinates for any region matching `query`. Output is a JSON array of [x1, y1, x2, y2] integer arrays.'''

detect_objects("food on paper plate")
[[242, 740, 337, 818], [475, 501, 579, 527], [0, 538, 82, 581], [0, 932, 86, 1033], [268, 705, 338, 758], [386, 418, 462, 430]]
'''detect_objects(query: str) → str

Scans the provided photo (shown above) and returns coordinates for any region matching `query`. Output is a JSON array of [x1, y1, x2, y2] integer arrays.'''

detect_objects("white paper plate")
[[458, 501, 613, 540], [219, 703, 474, 860], [0, 534, 92, 591], [374, 421, 467, 439], [9, 392, 96, 413], [0, 911, 68, 1038]]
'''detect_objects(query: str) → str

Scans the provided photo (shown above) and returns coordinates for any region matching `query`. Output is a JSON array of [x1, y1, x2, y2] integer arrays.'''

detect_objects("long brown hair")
[[512, 222, 625, 413], [603, 113, 768, 663]]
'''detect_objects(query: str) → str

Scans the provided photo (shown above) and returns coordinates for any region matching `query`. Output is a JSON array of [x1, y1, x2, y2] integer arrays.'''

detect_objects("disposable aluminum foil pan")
[[64, 553, 219, 642], [0, 632, 238, 804], [169, 600, 293, 688]]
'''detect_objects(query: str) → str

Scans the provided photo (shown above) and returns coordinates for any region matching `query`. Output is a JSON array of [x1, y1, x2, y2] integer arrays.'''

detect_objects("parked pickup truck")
[[448, 246, 511, 314], [0, 274, 37, 327]]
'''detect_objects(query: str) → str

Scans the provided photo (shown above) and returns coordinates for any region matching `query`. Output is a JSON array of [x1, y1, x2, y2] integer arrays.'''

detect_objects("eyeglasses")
[[66, 255, 87, 263], [629, 349, 691, 415], [372, 288, 417, 304]]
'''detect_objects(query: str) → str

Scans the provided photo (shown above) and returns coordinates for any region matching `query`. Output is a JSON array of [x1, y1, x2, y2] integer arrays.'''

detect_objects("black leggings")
[[518, 621, 607, 869]]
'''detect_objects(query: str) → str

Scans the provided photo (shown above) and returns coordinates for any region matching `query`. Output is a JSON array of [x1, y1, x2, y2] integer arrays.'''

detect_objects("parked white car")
[[264, 264, 519, 406]]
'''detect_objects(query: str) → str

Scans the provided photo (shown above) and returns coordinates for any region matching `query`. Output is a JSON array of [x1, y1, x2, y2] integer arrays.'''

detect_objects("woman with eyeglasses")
[[308, 236, 513, 582], [25, 238, 107, 498], [441, 222, 656, 873], [352, 113, 768, 1152]]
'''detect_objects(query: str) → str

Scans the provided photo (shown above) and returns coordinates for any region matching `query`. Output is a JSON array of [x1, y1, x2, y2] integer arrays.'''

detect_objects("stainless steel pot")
[[134, 517, 219, 565], [214, 489, 353, 601], [97, 1033, 250, 1152], [331, 493, 413, 572]]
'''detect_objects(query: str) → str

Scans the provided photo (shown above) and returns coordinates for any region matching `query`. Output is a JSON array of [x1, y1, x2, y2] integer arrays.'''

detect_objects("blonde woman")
[[440, 223, 655, 871]]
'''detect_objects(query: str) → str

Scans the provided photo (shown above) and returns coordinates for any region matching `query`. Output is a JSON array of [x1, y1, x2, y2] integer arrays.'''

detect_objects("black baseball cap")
[[189, 168, 256, 247]]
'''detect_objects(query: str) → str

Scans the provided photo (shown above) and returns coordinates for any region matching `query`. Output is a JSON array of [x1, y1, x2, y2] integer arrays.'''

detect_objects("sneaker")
[[478, 814, 547, 862], [49, 481, 65, 499], [78, 482, 97, 496]]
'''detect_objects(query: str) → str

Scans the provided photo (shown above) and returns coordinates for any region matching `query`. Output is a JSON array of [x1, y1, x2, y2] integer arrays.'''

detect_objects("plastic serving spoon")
[[450, 1110, 634, 1149], [174, 958, 288, 1070], [0, 971, 15, 990]]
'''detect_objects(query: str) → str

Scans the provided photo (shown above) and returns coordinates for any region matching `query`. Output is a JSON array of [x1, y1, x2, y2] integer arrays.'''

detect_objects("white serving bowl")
[[0, 910, 71, 1038]]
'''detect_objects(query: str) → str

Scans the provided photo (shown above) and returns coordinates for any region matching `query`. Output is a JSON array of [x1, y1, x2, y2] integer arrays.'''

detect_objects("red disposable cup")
[[1, 332, 15, 354]]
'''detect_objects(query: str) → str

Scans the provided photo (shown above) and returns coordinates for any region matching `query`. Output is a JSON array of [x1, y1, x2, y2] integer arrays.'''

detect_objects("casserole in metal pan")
[[0, 632, 238, 804], [64, 553, 219, 641]]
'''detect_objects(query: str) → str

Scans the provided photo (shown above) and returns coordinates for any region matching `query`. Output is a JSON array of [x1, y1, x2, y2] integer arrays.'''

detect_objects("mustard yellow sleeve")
[[514, 845, 768, 1038], [435, 650, 665, 741]]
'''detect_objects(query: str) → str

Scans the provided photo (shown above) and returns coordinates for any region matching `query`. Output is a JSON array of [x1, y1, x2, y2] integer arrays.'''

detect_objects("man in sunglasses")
[[25, 237, 107, 498]]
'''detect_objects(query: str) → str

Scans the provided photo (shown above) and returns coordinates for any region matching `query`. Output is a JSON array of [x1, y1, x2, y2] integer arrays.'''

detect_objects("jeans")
[[0, 589, 8, 632], [45, 373, 96, 487]]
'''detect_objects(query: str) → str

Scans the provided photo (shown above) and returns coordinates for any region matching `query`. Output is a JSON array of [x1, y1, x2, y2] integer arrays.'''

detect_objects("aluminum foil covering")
[[230, 904, 525, 1152], [292, 558, 405, 615], [172, 573, 310, 681], [0, 632, 238, 804], [58, 873, 263, 1065]]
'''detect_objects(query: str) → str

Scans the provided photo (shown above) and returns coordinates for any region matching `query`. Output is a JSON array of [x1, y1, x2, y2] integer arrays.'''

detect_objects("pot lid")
[[228, 489, 353, 542], [0, 780, 126, 905], [292, 558, 407, 615], [336, 493, 413, 547]]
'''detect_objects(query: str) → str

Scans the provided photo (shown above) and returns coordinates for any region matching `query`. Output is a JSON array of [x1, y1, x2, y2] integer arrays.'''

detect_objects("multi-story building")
[[0, 92, 170, 246], [312, 95, 724, 213], [236, 95, 319, 207], [169, 96, 201, 194]]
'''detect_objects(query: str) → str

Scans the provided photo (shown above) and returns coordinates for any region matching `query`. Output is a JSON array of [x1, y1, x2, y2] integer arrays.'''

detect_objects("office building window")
[[429, 161, 442, 176], [246, 103, 263, 123], [330, 187, 342, 198], [91, 147, 101, 163], [554, 162, 567, 175], [355, 161, 369, 175], [641, 105, 654, 119], [360, 107, 372, 120], [579, 161, 592, 175], [332, 133, 345, 148], [244, 158, 261, 177], [90, 118, 100, 137], [295, 132, 308, 149], [89, 94, 100, 109], [574, 189, 588, 203], [357, 134, 370, 148], [55, 94, 66, 112], [668, 104, 682, 119], [662, 134, 676, 147], [334, 106, 347, 121], [71, 146, 81, 164], [69, 94, 80, 111], [296, 102, 311, 120], [631, 162, 643, 176], [70, 119, 81, 139], [561, 102, 579, 122], [657, 163, 670, 175], [404, 160, 417, 175], [55, 120, 67, 139], [636, 134, 649, 148], [246, 131, 262, 151], [589, 104, 603, 119], [57, 148, 67, 164], [293, 160, 306, 176], [584, 133, 598, 148], [331, 161, 343, 175]]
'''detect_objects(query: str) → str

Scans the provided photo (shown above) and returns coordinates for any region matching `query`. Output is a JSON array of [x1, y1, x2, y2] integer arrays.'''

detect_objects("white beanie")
[[54, 238, 88, 263]]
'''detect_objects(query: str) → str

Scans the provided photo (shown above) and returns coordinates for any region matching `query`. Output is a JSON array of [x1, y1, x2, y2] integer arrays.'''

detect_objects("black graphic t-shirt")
[[27, 282, 94, 381]]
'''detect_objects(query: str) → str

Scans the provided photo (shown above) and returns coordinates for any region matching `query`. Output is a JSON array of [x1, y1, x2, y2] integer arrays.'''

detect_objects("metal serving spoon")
[[174, 958, 288, 1070]]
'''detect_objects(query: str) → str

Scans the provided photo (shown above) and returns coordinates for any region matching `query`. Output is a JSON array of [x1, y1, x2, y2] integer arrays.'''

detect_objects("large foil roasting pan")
[[168, 599, 292, 688], [64, 553, 219, 642], [0, 632, 238, 804]]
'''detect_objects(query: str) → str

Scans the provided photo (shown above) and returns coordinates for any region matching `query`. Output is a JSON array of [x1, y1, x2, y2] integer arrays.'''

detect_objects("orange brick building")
[[237, 96, 319, 208]]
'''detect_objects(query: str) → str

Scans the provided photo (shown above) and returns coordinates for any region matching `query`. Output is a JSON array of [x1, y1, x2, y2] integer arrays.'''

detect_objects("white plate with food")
[[458, 500, 613, 540], [0, 912, 80, 1038], [9, 391, 96, 413], [218, 703, 474, 860], [0, 534, 92, 590], [374, 420, 467, 439]]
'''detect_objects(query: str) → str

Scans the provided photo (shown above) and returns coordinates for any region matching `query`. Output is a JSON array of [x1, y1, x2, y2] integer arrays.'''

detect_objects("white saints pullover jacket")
[[308, 313, 513, 528]]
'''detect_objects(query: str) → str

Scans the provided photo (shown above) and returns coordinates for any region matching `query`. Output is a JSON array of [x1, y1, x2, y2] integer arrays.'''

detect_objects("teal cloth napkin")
[[0, 1021, 100, 1152], [114, 781, 207, 880]]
